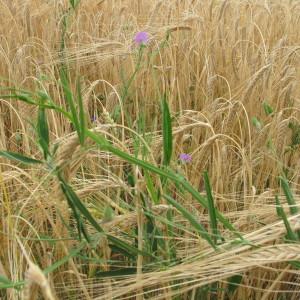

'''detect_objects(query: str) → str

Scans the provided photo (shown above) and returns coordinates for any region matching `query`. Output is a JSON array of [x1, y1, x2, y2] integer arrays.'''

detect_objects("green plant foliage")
[[263, 101, 274, 116], [163, 194, 216, 248], [203, 171, 221, 244], [0, 151, 43, 165], [162, 95, 173, 167]]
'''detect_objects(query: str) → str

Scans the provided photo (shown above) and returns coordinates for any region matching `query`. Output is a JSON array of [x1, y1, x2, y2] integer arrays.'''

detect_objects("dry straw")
[[0, 0, 300, 299]]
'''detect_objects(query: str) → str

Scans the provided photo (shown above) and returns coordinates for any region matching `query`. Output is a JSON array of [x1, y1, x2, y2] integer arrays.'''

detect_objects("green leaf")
[[107, 234, 154, 258], [275, 195, 298, 242], [0, 93, 36, 105], [44, 241, 86, 274], [203, 171, 221, 244], [227, 274, 243, 295], [37, 101, 50, 160], [0, 151, 43, 165], [58, 174, 102, 234], [0, 276, 23, 290], [0, 275, 12, 285], [59, 68, 81, 141], [252, 117, 262, 130], [289, 261, 300, 269], [263, 101, 274, 116], [279, 176, 298, 215], [145, 171, 159, 204], [180, 180, 242, 239], [69, 0, 80, 9], [102, 205, 114, 223], [163, 194, 216, 249], [96, 267, 136, 277], [76, 78, 85, 145], [161, 95, 173, 166]]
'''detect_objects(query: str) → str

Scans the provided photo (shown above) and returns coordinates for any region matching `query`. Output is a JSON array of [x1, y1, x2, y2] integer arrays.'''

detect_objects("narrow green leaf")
[[60, 180, 84, 241], [180, 179, 242, 239], [102, 205, 114, 223], [0, 151, 43, 165], [161, 95, 173, 166], [0, 275, 12, 285], [0, 281, 23, 290], [58, 174, 103, 233], [166, 209, 177, 261], [263, 101, 274, 116], [96, 267, 136, 277], [252, 117, 262, 130], [275, 195, 298, 242], [37, 102, 50, 160], [69, 0, 80, 9], [44, 241, 86, 274], [145, 171, 159, 204], [227, 275, 243, 295], [59, 68, 81, 141], [280, 176, 298, 214], [1, 91, 70, 119], [76, 78, 85, 145], [289, 261, 300, 269], [203, 171, 220, 244], [107, 234, 154, 258], [163, 194, 216, 249], [0, 93, 36, 105]]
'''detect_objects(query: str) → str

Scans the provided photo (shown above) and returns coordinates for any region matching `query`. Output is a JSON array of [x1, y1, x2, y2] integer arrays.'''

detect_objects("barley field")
[[0, 0, 300, 299]]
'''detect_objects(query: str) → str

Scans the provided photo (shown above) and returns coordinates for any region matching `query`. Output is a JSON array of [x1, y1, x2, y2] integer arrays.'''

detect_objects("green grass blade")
[[0, 281, 23, 290], [280, 176, 298, 214], [37, 103, 50, 160], [252, 117, 262, 130], [44, 241, 86, 274], [107, 234, 154, 258], [203, 171, 220, 244], [289, 261, 300, 269], [0, 151, 43, 165], [227, 274, 243, 295], [58, 174, 103, 233], [59, 178, 85, 241], [180, 180, 242, 239], [59, 68, 81, 140], [95, 268, 137, 277], [161, 95, 172, 166], [69, 0, 80, 9], [0, 275, 13, 285], [145, 171, 159, 204], [163, 194, 216, 249], [263, 101, 274, 116], [0, 93, 36, 105], [166, 208, 177, 261], [1, 91, 71, 119], [76, 78, 85, 145], [275, 195, 298, 242]]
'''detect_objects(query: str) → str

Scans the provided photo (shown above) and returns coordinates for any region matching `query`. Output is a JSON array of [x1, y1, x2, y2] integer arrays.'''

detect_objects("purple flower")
[[134, 31, 149, 46], [179, 153, 192, 163], [91, 115, 97, 122]]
